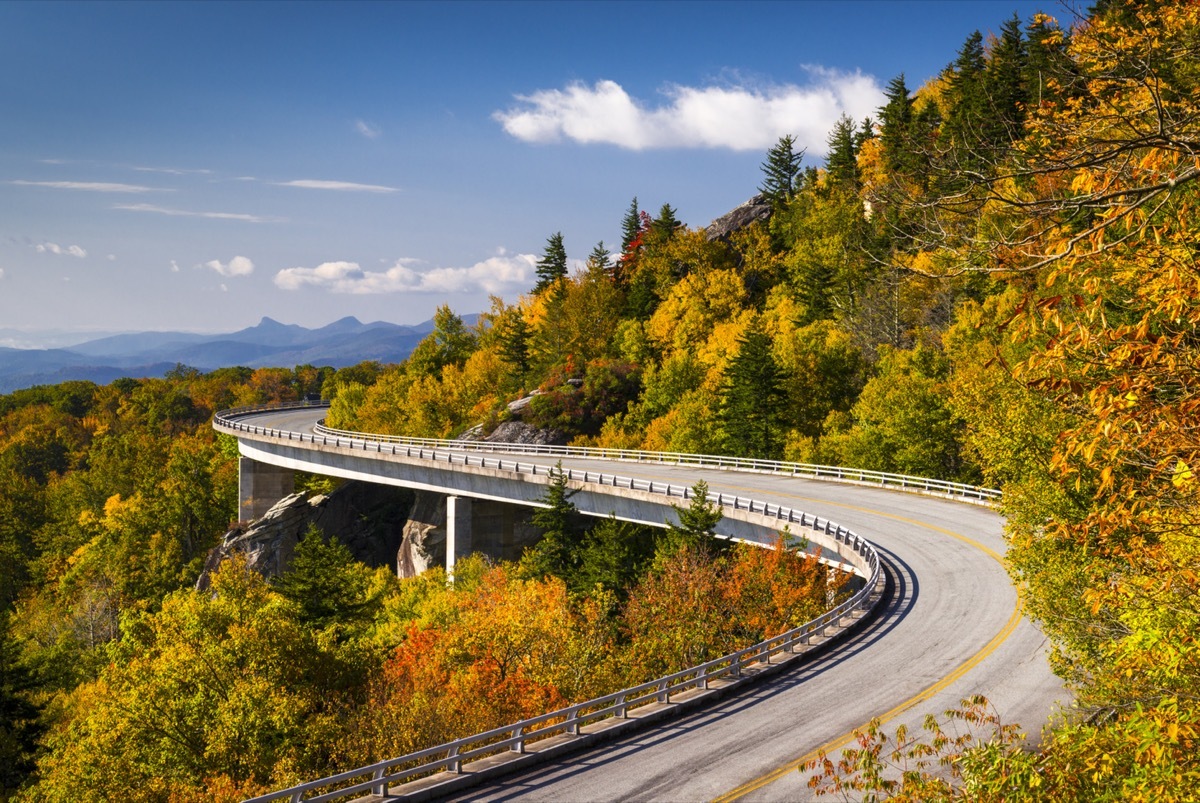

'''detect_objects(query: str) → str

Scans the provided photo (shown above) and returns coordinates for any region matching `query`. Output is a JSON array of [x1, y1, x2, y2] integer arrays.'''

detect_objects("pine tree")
[[497, 308, 530, 378], [0, 616, 41, 793], [984, 15, 1028, 148], [534, 231, 568, 292], [273, 525, 378, 631], [650, 203, 681, 241], [586, 240, 611, 275], [825, 114, 860, 188], [657, 480, 724, 559], [878, 74, 916, 175], [943, 30, 989, 166], [719, 321, 787, 459], [617, 200, 648, 289], [759, 134, 805, 207], [1024, 12, 1074, 109], [620, 197, 641, 253], [523, 464, 584, 580]]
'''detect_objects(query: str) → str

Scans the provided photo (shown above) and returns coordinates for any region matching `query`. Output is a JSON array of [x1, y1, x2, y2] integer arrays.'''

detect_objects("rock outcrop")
[[197, 481, 414, 589], [705, 193, 773, 241], [396, 490, 447, 578]]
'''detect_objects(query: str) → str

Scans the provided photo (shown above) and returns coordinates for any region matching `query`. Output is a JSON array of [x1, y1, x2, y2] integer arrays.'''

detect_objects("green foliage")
[[718, 320, 787, 459], [759, 134, 805, 207], [406, 305, 478, 378], [0, 615, 42, 797], [660, 481, 723, 557], [813, 346, 976, 481], [521, 464, 585, 581], [570, 517, 660, 600], [534, 230, 568, 292], [824, 114, 861, 188], [525, 360, 641, 438], [273, 525, 381, 633]]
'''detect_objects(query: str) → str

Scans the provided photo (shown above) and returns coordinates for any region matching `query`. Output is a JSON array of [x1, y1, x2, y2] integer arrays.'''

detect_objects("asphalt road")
[[229, 408, 1069, 802]]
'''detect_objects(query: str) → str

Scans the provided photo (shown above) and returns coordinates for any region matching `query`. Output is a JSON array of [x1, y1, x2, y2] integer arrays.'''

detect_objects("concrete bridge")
[[216, 402, 1066, 802]]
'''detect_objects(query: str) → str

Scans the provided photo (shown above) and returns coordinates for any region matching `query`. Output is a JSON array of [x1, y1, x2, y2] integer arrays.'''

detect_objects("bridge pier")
[[239, 457, 295, 522], [446, 495, 473, 577]]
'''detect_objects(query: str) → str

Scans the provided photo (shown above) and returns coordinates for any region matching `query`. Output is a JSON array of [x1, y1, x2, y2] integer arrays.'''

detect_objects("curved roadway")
[[231, 408, 1067, 801]]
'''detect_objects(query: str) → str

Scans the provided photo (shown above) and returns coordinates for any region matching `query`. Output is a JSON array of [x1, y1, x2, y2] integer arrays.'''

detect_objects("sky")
[[0, 0, 1065, 346]]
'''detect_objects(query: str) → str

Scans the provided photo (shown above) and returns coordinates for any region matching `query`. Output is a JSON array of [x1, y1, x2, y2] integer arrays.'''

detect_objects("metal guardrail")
[[210, 401, 969, 802], [215, 401, 1001, 506]]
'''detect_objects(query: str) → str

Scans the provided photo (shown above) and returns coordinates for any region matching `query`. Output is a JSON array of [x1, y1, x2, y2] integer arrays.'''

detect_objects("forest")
[[2, 0, 1199, 798]]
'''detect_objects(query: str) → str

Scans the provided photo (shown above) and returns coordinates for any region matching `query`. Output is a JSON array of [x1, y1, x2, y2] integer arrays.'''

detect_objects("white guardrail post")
[[212, 401, 998, 802]]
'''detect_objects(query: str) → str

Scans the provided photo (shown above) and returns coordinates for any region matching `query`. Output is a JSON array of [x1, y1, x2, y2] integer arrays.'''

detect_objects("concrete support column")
[[239, 456, 295, 522], [446, 495, 473, 578]]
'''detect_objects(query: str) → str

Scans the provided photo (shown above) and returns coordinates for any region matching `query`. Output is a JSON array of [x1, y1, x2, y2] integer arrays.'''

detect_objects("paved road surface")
[[233, 408, 1069, 802]]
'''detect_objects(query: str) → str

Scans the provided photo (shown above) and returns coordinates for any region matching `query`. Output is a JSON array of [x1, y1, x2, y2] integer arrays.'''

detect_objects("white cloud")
[[107, 254, 116, 261], [0, 268, 5, 279], [35, 242, 87, 258], [131, 165, 213, 176], [355, 119, 381, 139], [276, 179, 398, 193], [220, 283, 229, 292], [170, 260, 181, 272], [115, 203, 283, 223], [274, 253, 535, 295], [493, 69, 885, 154], [203, 256, 255, 277], [10, 180, 161, 193]]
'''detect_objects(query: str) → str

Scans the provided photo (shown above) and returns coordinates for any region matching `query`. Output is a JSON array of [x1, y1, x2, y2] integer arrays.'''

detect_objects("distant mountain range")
[[0, 315, 465, 394]]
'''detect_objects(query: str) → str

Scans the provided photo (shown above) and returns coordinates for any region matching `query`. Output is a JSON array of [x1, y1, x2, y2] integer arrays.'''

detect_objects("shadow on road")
[[448, 547, 918, 802]]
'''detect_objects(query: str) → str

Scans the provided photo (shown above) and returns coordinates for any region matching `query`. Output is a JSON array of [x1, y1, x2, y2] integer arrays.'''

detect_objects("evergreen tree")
[[855, 116, 875, 152], [943, 30, 990, 167], [719, 320, 787, 459], [620, 197, 641, 253], [759, 134, 805, 207], [534, 231, 568, 293], [0, 616, 41, 795], [522, 464, 585, 580], [496, 308, 531, 379], [650, 203, 681, 241], [273, 525, 379, 632], [617, 201, 648, 289], [657, 480, 724, 559], [586, 240, 611, 275], [878, 74, 916, 175], [1024, 12, 1075, 109], [573, 517, 659, 599], [984, 14, 1028, 148], [825, 114, 860, 188]]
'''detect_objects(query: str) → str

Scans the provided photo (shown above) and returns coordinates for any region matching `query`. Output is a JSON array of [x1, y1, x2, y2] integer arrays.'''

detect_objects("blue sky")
[[1, 0, 1061, 345]]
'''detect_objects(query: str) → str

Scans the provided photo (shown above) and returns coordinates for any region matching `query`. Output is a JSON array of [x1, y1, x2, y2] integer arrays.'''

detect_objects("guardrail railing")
[[215, 401, 1001, 505], [214, 402, 889, 802]]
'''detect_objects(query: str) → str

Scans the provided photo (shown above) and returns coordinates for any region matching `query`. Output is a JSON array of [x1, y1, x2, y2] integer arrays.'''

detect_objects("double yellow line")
[[710, 494, 1021, 802]]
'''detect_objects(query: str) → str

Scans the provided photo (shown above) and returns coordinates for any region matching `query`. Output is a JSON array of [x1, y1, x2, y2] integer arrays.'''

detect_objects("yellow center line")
[[706, 485, 1019, 803]]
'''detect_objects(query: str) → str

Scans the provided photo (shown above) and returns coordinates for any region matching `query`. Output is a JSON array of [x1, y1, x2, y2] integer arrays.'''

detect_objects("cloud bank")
[[274, 253, 534, 295], [203, 256, 254, 277], [494, 70, 884, 154], [36, 242, 87, 258]]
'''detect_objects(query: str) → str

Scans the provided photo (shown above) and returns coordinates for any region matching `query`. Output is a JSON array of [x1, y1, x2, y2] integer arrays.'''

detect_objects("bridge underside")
[[235, 438, 868, 579]]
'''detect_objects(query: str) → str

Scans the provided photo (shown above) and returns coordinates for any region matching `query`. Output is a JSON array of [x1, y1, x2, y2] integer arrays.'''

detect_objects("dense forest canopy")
[[2, 0, 1199, 798]]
